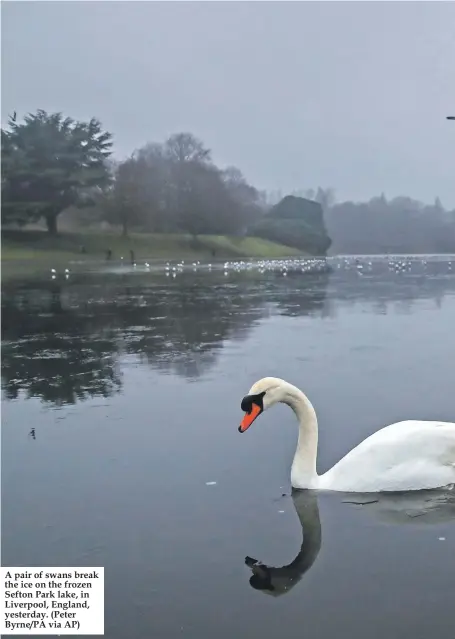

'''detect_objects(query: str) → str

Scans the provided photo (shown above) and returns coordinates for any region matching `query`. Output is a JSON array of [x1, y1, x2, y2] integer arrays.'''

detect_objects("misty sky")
[[2, 1, 455, 207]]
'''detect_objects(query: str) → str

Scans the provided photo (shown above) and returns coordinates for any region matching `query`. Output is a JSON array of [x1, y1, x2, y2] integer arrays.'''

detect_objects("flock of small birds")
[[49, 255, 454, 280], [330, 256, 453, 276], [51, 268, 70, 280], [158, 255, 454, 277], [222, 258, 331, 276], [163, 260, 205, 277]]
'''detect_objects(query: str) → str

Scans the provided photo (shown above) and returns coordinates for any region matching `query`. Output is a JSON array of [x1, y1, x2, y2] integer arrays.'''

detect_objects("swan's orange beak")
[[239, 403, 262, 433]]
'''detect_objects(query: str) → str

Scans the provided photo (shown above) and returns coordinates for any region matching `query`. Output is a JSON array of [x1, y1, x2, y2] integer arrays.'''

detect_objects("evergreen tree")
[[1, 110, 113, 234]]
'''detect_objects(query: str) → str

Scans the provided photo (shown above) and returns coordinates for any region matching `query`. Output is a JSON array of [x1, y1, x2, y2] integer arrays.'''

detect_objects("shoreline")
[[1, 229, 305, 280]]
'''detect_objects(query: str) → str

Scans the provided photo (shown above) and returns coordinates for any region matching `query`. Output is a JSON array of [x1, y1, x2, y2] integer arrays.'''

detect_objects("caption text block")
[[0, 567, 104, 635]]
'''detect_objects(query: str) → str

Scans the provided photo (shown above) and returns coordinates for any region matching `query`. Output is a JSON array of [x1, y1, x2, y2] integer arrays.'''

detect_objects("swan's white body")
[[241, 377, 455, 493], [315, 419, 455, 492]]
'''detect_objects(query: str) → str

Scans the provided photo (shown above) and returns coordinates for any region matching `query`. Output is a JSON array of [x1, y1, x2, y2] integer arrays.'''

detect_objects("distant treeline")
[[325, 195, 455, 255], [2, 110, 454, 254]]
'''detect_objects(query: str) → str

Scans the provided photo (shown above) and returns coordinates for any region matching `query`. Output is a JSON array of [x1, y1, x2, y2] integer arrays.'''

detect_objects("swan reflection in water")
[[245, 487, 455, 596]]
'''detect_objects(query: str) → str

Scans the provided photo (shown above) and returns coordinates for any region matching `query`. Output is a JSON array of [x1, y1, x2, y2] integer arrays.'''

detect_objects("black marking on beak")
[[241, 391, 266, 413]]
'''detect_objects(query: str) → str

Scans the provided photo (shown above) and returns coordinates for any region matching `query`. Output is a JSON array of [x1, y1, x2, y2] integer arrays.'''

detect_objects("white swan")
[[238, 377, 455, 492]]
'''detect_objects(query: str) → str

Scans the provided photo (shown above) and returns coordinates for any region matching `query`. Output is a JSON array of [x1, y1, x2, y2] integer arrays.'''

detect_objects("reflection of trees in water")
[[258, 271, 333, 318], [1, 281, 122, 405], [111, 279, 268, 379], [2, 269, 455, 406], [1, 275, 275, 405], [2, 334, 121, 405], [327, 271, 455, 316]]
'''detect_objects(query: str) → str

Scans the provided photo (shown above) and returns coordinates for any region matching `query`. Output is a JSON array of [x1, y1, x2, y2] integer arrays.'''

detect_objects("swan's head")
[[245, 557, 277, 595], [239, 377, 286, 433]]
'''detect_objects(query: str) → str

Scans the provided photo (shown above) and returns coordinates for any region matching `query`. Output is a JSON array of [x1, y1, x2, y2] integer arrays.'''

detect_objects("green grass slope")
[[1, 230, 303, 274]]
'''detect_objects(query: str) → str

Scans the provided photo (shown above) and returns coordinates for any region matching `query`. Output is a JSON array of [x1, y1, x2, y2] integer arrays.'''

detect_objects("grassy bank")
[[1, 229, 302, 277]]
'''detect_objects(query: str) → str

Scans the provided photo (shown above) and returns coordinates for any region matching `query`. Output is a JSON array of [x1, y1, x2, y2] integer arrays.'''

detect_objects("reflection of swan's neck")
[[247, 490, 322, 596], [288, 490, 322, 572], [283, 384, 319, 489]]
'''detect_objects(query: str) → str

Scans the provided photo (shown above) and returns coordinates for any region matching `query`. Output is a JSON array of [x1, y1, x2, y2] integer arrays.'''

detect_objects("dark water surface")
[[2, 258, 455, 639]]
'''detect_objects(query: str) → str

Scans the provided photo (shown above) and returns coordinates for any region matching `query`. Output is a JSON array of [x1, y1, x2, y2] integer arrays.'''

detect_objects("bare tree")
[[99, 157, 147, 236], [222, 166, 262, 233], [314, 187, 336, 212], [164, 132, 211, 164]]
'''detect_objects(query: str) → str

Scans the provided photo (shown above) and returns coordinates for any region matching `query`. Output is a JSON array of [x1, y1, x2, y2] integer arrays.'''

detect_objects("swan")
[[238, 377, 455, 492]]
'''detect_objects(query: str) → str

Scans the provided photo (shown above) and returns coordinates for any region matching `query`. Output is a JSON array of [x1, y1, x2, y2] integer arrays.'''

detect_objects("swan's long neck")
[[282, 384, 319, 489]]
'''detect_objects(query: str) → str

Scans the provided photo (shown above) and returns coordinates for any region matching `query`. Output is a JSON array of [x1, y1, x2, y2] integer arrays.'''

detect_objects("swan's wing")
[[319, 420, 455, 492]]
